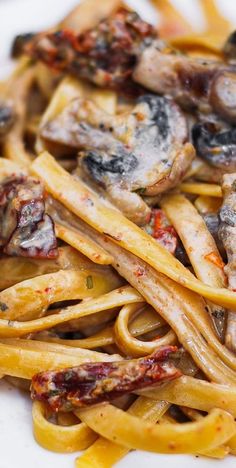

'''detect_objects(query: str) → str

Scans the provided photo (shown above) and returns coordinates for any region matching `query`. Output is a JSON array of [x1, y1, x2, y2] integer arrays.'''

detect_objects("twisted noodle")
[[77, 405, 235, 454], [76, 399, 170, 467], [32, 401, 96, 453], [114, 303, 176, 357], [34, 304, 165, 349], [0, 287, 142, 337]]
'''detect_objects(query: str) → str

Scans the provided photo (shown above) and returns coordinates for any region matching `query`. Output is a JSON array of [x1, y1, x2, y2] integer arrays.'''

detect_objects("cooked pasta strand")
[[32, 401, 96, 453], [0, 158, 27, 180], [152, 0, 193, 37], [34, 305, 165, 349], [83, 228, 236, 381], [60, 0, 125, 33], [114, 303, 176, 356], [161, 194, 226, 338], [2, 64, 35, 166], [0, 287, 142, 337], [0, 269, 122, 321], [0, 246, 96, 290], [0, 340, 119, 379], [2, 3, 236, 465], [194, 195, 222, 214], [76, 399, 170, 467], [179, 182, 222, 197], [179, 406, 229, 459], [55, 223, 113, 265], [78, 405, 235, 454], [170, 33, 225, 56], [31, 153, 236, 310], [199, 0, 232, 34], [143, 376, 236, 416]]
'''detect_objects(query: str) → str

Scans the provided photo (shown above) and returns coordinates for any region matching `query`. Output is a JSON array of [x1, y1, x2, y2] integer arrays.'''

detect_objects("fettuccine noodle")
[[1, 0, 236, 466]]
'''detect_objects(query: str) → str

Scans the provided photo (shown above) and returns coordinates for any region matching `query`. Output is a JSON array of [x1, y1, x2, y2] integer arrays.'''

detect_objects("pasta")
[[1, 0, 236, 466]]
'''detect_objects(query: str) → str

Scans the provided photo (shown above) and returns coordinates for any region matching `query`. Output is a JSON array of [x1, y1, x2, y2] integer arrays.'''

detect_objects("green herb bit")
[[134, 187, 146, 195], [232, 180, 236, 191], [64, 370, 74, 381], [49, 389, 61, 397], [86, 275, 94, 289]]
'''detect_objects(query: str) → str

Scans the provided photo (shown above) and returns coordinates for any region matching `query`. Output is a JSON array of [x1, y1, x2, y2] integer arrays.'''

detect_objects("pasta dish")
[[1, 0, 236, 465]]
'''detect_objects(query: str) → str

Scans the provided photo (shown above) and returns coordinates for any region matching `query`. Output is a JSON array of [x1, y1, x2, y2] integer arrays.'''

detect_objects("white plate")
[[0, 0, 236, 466]]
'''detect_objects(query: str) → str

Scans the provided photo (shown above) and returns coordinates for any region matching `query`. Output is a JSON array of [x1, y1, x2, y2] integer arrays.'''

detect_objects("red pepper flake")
[[143, 209, 178, 255], [153, 209, 169, 231], [45, 287, 52, 294], [153, 227, 177, 254], [134, 266, 145, 277], [204, 252, 225, 269]]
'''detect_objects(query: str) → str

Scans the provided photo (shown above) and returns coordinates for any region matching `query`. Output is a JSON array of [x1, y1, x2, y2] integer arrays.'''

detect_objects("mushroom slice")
[[219, 173, 236, 351], [192, 121, 236, 172], [0, 101, 16, 140], [223, 30, 236, 61], [41, 94, 194, 225]]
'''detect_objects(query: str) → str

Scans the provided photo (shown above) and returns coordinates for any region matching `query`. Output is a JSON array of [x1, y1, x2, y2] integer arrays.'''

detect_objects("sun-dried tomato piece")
[[31, 346, 181, 411], [25, 8, 156, 95]]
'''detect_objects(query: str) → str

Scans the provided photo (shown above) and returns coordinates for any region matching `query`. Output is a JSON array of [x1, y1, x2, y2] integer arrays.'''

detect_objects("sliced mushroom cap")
[[223, 31, 236, 61], [218, 173, 236, 351], [41, 94, 194, 225], [0, 102, 16, 139], [192, 121, 236, 172], [11, 33, 36, 58], [134, 43, 236, 123], [210, 71, 236, 123], [202, 213, 225, 259]]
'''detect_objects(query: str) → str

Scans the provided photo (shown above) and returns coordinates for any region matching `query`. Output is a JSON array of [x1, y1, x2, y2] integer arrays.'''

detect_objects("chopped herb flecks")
[[64, 370, 74, 381], [49, 389, 61, 397], [232, 180, 236, 191], [86, 275, 94, 289], [134, 187, 146, 195]]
